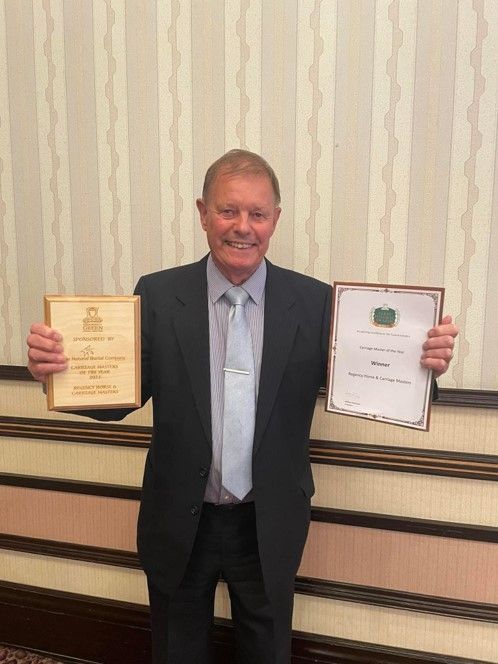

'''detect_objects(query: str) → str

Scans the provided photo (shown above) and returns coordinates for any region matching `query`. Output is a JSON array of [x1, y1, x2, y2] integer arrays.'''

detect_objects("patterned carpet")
[[0, 646, 64, 664]]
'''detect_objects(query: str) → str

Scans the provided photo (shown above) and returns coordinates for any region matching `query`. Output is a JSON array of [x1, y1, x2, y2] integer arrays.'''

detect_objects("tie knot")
[[225, 286, 250, 307]]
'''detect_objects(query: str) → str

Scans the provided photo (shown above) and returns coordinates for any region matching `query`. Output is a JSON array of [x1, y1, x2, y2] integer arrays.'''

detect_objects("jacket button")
[[199, 467, 208, 478], [190, 505, 199, 516]]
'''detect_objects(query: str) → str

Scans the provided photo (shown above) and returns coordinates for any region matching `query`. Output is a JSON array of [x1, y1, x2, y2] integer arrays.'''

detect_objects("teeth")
[[227, 241, 252, 249]]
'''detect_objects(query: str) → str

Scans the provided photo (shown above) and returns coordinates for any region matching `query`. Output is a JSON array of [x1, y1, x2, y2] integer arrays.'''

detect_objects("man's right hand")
[[27, 323, 68, 383]]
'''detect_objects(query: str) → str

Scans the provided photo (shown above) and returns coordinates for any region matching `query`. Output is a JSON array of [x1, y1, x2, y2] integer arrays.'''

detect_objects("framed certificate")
[[326, 283, 444, 430], [44, 295, 141, 411]]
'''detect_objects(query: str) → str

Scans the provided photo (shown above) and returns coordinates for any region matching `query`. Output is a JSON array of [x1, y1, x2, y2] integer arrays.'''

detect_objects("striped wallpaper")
[[0, 0, 497, 390]]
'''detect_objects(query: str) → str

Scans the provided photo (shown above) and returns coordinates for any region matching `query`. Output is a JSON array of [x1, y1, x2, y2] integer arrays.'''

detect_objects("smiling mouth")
[[225, 241, 254, 249]]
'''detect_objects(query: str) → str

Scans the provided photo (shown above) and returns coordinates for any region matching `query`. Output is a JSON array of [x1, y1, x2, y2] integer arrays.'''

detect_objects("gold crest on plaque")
[[83, 306, 103, 332]]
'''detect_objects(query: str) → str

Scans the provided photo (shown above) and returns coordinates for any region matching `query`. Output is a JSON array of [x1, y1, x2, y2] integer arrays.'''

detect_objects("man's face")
[[197, 172, 281, 285]]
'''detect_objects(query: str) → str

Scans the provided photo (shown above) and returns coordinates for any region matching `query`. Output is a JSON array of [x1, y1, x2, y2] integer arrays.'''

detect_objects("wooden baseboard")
[[0, 581, 490, 664]]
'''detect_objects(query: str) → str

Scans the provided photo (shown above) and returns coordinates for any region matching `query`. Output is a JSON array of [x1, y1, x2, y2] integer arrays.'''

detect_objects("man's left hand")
[[421, 315, 459, 379]]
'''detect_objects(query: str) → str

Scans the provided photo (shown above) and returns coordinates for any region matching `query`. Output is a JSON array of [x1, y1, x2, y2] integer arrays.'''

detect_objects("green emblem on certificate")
[[370, 305, 399, 328]]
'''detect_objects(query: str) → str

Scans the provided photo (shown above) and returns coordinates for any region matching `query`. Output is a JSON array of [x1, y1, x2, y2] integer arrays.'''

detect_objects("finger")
[[27, 333, 64, 354], [427, 324, 459, 338], [421, 347, 453, 361], [27, 360, 67, 383], [28, 360, 68, 375], [420, 357, 448, 377], [29, 322, 63, 342], [427, 316, 459, 339], [423, 334, 456, 351], [27, 346, 67, 365]]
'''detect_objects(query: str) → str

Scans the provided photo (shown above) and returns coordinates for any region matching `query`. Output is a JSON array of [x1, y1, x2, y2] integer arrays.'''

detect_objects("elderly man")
[[27, 150, 458, 664]]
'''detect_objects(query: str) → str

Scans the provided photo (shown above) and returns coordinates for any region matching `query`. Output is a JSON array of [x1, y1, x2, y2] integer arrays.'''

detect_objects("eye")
[[219, 209, 236, 219], [251, 211, 267, 221]]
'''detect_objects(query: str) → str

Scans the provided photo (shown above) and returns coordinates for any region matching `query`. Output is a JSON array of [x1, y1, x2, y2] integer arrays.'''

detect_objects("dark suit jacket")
[[91, 256, 331, 611]]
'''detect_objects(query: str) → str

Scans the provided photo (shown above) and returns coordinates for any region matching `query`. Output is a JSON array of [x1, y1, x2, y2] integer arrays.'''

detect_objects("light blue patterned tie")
[[222, 286, 255, 500]]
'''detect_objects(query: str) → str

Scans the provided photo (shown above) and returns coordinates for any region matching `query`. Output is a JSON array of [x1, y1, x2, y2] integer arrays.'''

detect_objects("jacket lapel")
[[253, 261, 298, 454], [170, 257, 298, 456], [172, 257, 212, 448]]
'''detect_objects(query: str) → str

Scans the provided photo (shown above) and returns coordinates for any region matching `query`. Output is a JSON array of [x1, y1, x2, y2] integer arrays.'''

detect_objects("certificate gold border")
[[326, 282, 444, 431], [44, 295, 141, 411]]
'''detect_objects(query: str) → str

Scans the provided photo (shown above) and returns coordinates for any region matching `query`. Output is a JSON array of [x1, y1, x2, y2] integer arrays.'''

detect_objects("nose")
[[233, 211, 251, 234]]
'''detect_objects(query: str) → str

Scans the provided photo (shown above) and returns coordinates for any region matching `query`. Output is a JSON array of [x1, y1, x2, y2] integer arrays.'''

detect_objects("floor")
[[0, 646, 64, 664]]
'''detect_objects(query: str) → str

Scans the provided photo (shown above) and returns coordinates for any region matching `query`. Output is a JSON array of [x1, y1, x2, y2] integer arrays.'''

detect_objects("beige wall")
[[2, 380, 498, 661], [1, 548, 497, 661], [1, 1, 497, 662], [2, 485, 498, 604], [0, 0, 497, 388]]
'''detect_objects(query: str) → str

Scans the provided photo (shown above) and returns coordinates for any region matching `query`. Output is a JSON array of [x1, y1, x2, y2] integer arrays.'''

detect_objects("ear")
[[271, 207, 282, 232], [196, 198, 208, 231]]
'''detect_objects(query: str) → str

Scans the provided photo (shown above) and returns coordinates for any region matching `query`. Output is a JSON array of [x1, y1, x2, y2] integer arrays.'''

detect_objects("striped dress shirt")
[[204, 255, 266, 504]]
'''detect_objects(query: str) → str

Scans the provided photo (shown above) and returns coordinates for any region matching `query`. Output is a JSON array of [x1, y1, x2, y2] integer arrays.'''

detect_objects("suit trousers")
[[148, 501, 282, 664]]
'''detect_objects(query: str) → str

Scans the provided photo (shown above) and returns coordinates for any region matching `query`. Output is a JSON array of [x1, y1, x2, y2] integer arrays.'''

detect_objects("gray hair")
[[202, 149, 281, 205]]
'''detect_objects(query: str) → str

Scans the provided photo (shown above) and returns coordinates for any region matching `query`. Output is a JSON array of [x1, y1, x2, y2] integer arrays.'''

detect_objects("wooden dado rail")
[[1, 364, 498, 408]]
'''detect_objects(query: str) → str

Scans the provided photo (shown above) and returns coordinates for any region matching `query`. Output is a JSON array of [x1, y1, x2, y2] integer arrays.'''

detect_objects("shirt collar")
[[207, 254, 266, 305]]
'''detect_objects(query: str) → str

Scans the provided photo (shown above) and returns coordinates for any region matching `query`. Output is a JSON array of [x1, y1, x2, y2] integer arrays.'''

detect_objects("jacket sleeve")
[[320, 284, 333, 388]]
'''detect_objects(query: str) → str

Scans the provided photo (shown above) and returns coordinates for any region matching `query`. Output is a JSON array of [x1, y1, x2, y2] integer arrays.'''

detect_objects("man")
[[27, 150, 458, 663]]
